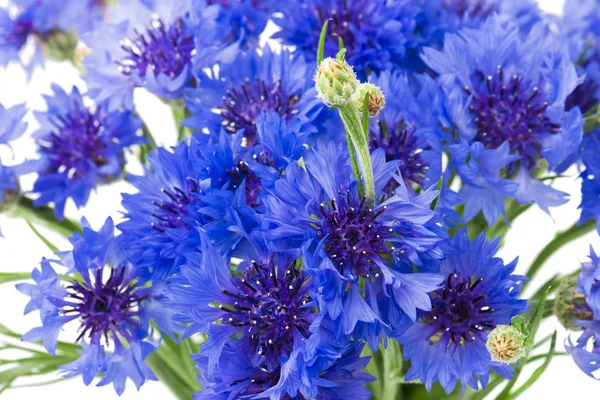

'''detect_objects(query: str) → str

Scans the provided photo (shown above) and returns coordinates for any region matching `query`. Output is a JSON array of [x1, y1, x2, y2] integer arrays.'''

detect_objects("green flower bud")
[[352, 83, 385, 117], [486, 325, 529, 364], [554, 275, 593, 331], [0, 183, 20, 214], [314, 57, 360, 106], [42, 29, 79, 63]]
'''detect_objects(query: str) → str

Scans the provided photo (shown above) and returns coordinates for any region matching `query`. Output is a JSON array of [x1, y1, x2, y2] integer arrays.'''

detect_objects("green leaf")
[[0, 272, 31, 285], [317, 20, 330, 66], [25, 221, 59, 253], [430, 176, 444, 211], [9, 197, 81, 238], [508, 331, 557, 399], [527, 287, 549, 341]]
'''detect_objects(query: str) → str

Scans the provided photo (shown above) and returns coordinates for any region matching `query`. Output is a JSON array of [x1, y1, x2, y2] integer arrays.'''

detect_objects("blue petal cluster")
[[0, 103, 28, 204], [17, 218, 176, 395], [29, 84, 143, 219], [566, 247, 600, 378], [422, 16, 584, 224], [397, 230, 528, 394]]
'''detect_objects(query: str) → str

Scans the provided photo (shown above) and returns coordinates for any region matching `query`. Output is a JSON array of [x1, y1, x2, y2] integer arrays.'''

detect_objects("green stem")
[[8, 197, 81, 238], [338, 105, 375, 201], [146, 352, 195, 400], [524, 219, 596, 289], [345, 129, 363, 197]]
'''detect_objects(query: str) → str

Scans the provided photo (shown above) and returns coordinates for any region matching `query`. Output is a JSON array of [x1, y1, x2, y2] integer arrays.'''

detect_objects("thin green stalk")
[[8, 197, 81, 238], [146, 352, 195, 400], [524, 220, 596, 289], [338, 106, 375, 201], [345, 128, 363, 197]]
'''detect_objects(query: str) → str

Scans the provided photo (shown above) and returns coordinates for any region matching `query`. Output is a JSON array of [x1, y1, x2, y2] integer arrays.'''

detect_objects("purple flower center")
[[152, 180, 199, 232], [61, 267, 148, 343], [466, 67, 560, 173], [370, 120, 429, 191], [316, 191, 397, 280], [5, 19, 34, 50], [219, 261, 315, 366], [567, 43, 600, 114], [117, 17, 194, 80], [314, 1, 368, 57], [225, 159, 263, 208], [443, 0, 497, 18], [423, 273, 495, 346], [218, 79, 301, 145], [40, 108, 110, 180]]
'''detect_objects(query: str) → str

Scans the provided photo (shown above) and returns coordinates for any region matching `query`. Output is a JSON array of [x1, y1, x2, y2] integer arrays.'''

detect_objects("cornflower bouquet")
[[1, 0, 600, 399]]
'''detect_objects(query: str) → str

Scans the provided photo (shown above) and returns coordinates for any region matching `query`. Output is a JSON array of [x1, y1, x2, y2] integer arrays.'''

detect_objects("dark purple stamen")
[[424, 273, 495, 346], [40, 107, 109, 179], [5, 19, 34, 50], [218, 78, 301, 145], [567, 42, 600, 113], [152, 179, 199, 232], [316, 191, 399, 280], [117, 17, 194, 80], [219, 261, 315, 366], [225, 159, 263, 208], [443, 0, 497, 18], [370, 120, 429, 192], [60, 266, 147, 344], [467, 67, 560, 174]]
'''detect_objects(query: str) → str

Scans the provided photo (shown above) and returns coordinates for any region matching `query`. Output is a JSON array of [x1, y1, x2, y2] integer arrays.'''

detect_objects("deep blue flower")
[[185, 46, 323, 145], [0, 102, 28, 204], [27, 84, 142, 220], [271, 0, 420, 78], [397, 230, 528, 394], [16, 218, 176, 395], [194, 340, 373, 400], [566, 247, 600, 379], [0, 0, 104, 72], [368, 71, 445, 193], [202, 0, 273, 47], [422, 16, 584, 225], [120, 112, 306, 279], [561, 0, 600, 114], [262, 140, 444, 346], [82, 0, 230, 111]]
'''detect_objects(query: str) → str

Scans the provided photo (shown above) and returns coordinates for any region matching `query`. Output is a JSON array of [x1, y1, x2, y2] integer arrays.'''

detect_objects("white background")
[[1, 0, 595, 399]]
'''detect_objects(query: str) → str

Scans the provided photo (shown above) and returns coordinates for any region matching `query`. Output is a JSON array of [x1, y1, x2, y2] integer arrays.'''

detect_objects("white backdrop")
[[2, 0, 597, 399]]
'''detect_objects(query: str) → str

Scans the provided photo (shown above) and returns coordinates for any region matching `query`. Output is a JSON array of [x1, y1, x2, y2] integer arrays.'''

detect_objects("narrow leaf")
[[527, 287, 549, 340], [0, 272, 31, 285], [25, 220, 59, 253], [317, 20, 330, 66], [362, 92, 370, 142], [509, 331, 557, 399]]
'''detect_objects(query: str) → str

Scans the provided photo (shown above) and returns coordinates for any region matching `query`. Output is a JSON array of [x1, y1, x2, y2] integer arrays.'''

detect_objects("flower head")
[[263, 141, 444, 346], [16, 218, 177, 395], [29, 84, 142, 220], [186, 46, 323, 145], [486, 325, 529, 364], [422, 17, 584, 224], [397, 230, 528, 394], [353, 82, 385, 117], [315, 57, 360, 106], [271, 0, 420, 78]]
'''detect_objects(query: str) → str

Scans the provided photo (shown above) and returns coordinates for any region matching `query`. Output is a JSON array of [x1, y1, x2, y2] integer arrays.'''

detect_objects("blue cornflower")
[[120, 112, 305, 278], [202, 0, 273, 47], [0, 102, 28, 203], [271, 0, 420, 78], [565, 247, 600, 379], [579, 133, 600, 232], [185, 46, 323, 145], [168, 231, 320, 372], [262, 140, 444, 346], [82, 0, 228, 111], [27, 84, 142, 220], [368, 71, 445, 193], [16, 218, 177, 395], [560, 0, 600, 114], [414, 0, 542, 51], [0, 0, 104, 72], [397, 230, 528, 394], [422, 16, 584, 225], [194, 340, 374, 400]]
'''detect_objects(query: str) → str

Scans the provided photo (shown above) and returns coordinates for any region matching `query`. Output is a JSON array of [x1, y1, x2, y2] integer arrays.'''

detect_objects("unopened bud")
[[314, 58, 359, 106], [42, 29, 79, 62], [353, 83, 385, 116], [486, 325, 529, 364], [554, 276, 593, 331]]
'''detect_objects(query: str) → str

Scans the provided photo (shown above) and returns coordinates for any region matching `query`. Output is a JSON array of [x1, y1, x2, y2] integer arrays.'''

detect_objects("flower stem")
[[8, 197, 81, 238], [523, 219, 596, 290], [338, 105, 375, 201]]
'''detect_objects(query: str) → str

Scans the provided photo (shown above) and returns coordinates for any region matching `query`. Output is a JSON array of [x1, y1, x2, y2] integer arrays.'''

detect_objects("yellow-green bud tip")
[[353, 83, 385, 117], [486, 325, 529, 364], [314, 57, 359, 106]]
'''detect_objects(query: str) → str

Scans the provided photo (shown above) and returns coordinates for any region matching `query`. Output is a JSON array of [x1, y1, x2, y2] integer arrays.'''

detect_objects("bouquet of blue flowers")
[[2, 0, 600, 398]]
